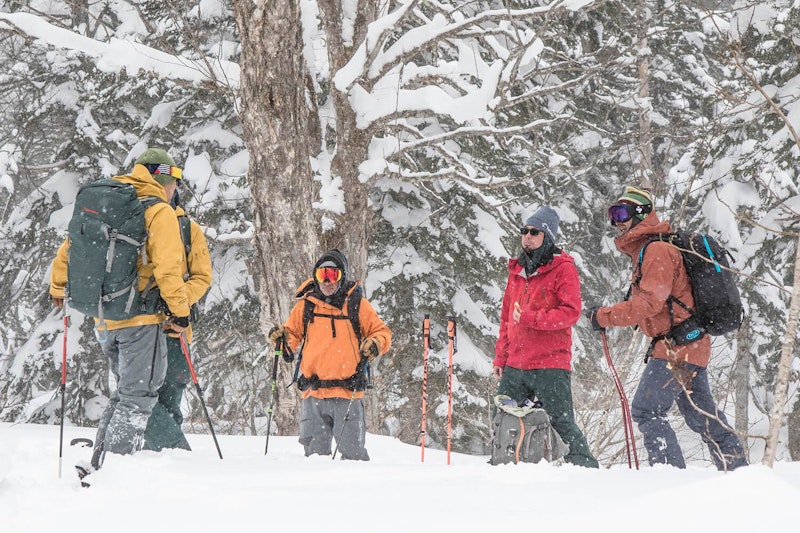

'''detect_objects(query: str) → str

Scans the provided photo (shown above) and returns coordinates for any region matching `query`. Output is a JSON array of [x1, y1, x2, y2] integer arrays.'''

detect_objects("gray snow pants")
[[299, 396, 369, 461], [91, 324, 167, 468]]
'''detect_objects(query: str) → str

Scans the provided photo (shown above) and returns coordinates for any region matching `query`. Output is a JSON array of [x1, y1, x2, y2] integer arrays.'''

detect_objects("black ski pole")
[[178, 334, 223, 459], [58, 314, 68, 478], [332, 390, 357, 460], [264, 336, 282, 455]]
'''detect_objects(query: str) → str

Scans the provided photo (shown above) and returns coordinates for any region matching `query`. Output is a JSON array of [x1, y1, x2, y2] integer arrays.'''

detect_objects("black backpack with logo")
[[636, 230, 744, 343], [66, 179, 163, 321]]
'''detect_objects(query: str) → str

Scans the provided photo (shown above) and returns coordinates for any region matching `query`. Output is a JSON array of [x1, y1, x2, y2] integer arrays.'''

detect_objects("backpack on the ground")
[[636, 230, 744, 343], [66, 178, 163, 321], [490, 395, 569, 465]]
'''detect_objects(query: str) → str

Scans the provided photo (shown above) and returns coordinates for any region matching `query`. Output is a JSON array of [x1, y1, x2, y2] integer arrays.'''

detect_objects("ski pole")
[[446, 316, 456, 465], [57, 314, 68, 478], [420, 315, 430, 462], [600, 330, 639, 469], [264, 336, 282, 455], [178, 334, 223, 459], [332, 391, 357, 460]]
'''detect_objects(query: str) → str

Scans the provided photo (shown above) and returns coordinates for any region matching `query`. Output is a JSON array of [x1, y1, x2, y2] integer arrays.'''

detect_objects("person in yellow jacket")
[[144, 189, 212, 451], [270, 249, 391, 460], [49, 148, 190, 476]]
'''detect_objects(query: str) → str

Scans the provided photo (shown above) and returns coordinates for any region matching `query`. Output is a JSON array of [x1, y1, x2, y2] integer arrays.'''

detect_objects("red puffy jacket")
[[494, 251, 582, 371]]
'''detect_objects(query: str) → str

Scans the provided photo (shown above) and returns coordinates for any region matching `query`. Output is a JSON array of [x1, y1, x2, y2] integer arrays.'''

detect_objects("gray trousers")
[[299, 396, 369, 461], [91, 324, 167, 468]]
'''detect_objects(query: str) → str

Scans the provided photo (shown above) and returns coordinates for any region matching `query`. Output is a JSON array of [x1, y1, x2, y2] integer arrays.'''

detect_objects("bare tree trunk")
[[734, 314, 750, 461], [763, 232, 800, 466], [233, 0, 317, 434], [315, 0, 379, 280], [635, 0, 653, 189]]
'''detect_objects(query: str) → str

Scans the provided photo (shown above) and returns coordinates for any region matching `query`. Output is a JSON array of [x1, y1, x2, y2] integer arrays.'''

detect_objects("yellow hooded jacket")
[[174, 205, 213, 342], [50, 164, 190, 329]]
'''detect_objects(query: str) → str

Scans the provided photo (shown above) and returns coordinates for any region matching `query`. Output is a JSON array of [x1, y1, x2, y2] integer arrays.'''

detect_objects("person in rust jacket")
[[270, 249, 391, 460], [494, 206, 598, 468], [585, 185, 747, 470]]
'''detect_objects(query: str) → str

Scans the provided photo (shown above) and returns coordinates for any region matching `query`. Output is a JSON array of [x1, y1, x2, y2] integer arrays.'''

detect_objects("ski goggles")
[[608, 203, 651, 225], [143, 163, 183, 180], [519, 227, 542, 236], [314, 267, 342, 284]]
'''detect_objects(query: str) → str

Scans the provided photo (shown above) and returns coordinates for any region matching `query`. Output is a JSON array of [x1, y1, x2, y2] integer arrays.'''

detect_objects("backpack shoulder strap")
[[347, 286, 363, 344], [177, 214, 192, 257]]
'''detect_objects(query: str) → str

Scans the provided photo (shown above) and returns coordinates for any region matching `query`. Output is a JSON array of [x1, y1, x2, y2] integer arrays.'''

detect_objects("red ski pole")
[[57, 314, 69, 478], [446, 317, 456, 465], [601, 330, 639, 469], [178, 334, 223, 459], [420, 315, 430, 462]]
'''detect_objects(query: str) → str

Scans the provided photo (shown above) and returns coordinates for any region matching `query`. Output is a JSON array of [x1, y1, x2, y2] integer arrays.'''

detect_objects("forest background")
[[0, 0, 798, 468]]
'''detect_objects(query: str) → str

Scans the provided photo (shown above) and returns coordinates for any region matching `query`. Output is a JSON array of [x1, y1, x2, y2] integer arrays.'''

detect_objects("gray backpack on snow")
[[490, 395, 569, 465]]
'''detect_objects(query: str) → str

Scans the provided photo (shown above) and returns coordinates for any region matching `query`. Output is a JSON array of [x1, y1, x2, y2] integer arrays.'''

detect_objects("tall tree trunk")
[[316, 0, 379, 280], [763, 232, 800, 466], [233, 0, 317, 434], [635, 0, 653, 189], [734, 314, 750, 461]]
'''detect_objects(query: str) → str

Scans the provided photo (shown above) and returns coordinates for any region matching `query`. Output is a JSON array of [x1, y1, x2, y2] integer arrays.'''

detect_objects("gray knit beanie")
[[524, 206, 560, 242]]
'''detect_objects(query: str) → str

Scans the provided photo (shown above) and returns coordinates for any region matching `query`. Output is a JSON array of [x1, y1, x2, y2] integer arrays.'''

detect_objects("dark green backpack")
[[66, 179, 162, 321]]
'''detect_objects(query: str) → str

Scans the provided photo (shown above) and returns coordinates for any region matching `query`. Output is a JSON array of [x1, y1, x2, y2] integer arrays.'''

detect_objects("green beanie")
[[135, 148, 181, 186]]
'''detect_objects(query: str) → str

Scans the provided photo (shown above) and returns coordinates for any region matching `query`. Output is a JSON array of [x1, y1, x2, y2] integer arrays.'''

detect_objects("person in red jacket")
[[585, 186, 747, 470], [494, 206, 598, 468]]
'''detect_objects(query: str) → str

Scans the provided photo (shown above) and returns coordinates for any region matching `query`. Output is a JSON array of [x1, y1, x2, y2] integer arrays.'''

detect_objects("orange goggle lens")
[[314, 267, 342, 284]]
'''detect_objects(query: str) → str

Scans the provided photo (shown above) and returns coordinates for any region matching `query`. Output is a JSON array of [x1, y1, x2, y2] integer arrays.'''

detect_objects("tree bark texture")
[[316, 0, 379, 280], [233, 0, 317, 435]]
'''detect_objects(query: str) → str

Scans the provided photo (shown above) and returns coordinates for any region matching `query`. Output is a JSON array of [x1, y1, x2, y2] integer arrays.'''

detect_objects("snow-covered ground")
[[2, 422, 799, 532]]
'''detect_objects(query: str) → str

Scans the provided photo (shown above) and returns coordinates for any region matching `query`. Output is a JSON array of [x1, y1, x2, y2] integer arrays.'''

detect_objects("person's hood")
[[294, 248, 355, 309], [614, 210, 672, 259], [114, 164, 169, 202], [313, 248, 351, 283]]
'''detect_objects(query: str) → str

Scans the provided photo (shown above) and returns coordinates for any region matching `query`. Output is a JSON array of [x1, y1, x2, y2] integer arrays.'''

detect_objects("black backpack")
[[66, 179, 163, 321], [636, 230, 744, 342]]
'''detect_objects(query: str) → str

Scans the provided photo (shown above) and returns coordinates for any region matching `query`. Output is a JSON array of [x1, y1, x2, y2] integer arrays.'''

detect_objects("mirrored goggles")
[[314, 267, 342, 284], [608, 203, 651, 225]]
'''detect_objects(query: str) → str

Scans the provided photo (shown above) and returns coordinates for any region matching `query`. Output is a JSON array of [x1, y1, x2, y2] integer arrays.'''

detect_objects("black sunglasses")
[[519, 227, 542, 236]]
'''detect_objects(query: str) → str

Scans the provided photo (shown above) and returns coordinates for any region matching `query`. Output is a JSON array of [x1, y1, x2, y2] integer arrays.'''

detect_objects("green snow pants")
[[143, 335, 192, 451]]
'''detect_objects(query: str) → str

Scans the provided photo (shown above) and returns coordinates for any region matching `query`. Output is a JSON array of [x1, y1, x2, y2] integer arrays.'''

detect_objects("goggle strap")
[[143, 163, 182, 179]]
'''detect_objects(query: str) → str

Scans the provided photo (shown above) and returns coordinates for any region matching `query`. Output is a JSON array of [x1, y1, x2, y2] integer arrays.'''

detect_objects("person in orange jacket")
[[270, 249, 391, 460], [50, 148, 190, 477]]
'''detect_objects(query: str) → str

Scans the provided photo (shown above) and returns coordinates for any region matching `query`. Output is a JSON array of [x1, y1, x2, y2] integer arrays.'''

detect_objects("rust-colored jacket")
[[283, 279, 391, 400], [595, 211, 711, 366], [49, 165, 190, 330]]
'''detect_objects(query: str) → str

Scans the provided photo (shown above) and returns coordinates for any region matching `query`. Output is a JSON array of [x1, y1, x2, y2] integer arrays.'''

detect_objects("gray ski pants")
[[92, 324, 167, 467], [299, 396, 369, 461]]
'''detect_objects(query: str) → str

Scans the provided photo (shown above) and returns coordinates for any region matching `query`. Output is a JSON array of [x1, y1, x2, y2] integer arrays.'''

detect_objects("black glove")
[[359, 337, 380, 362], [584, 305, 604, 331], [162, 315, 190, 334]]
